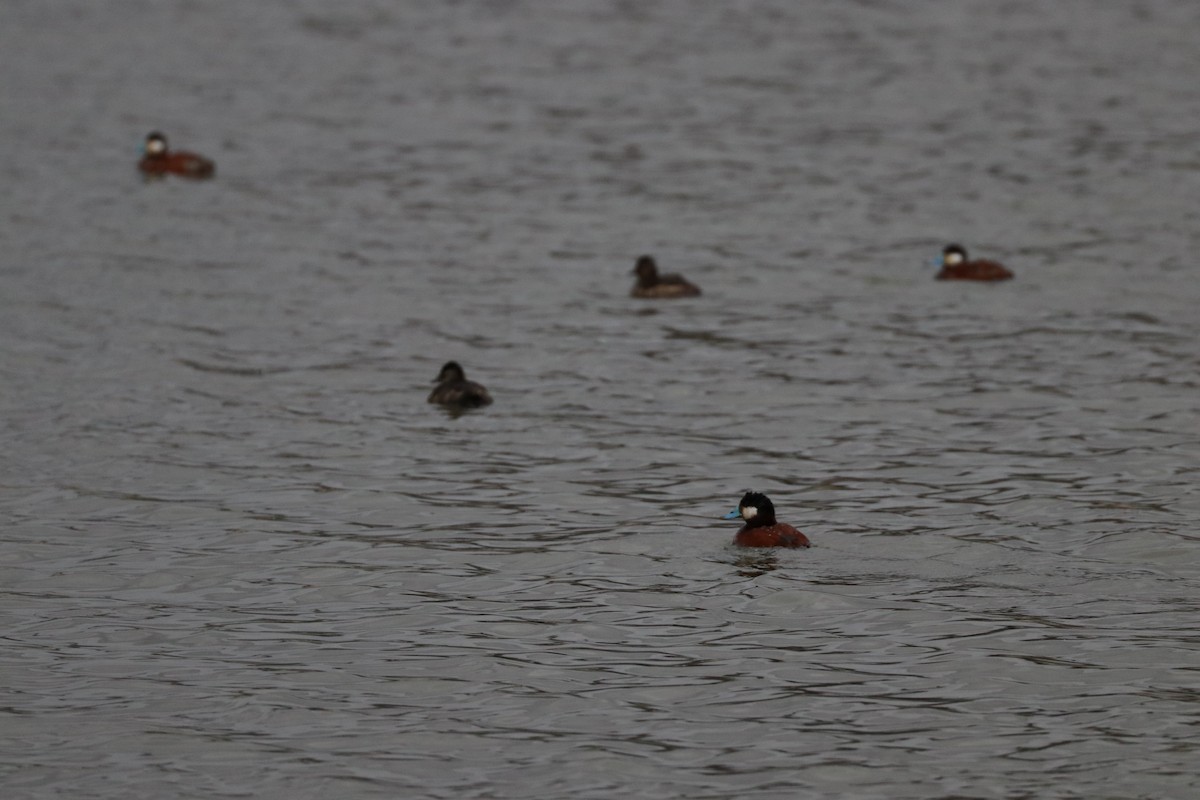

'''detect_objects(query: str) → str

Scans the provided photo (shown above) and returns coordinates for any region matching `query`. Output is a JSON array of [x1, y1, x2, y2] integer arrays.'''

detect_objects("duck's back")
[[937, 260, 1012, 281], [428, 380, 492, 408], [631, 274, 701, 298], [735, 523, 811, 548], [139, 152, 215, 179]]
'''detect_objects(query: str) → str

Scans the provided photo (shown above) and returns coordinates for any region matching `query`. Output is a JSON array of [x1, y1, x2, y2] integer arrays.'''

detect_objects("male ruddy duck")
[[428, 361, 492, 409], [935, 244, 1013, 281], [630, 255, 701, 298], [138, 131, 215, 179], [723, 491, 811, 548]]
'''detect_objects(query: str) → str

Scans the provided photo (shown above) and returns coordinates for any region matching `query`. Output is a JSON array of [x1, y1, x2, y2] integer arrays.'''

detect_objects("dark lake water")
[[3, 1, 1199, 798]]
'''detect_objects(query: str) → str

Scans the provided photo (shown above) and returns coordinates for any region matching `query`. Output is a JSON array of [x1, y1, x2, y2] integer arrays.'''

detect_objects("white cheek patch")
[[147, 140, 166, 154], [944, 251, 964, 266], [741, 506, 758, 520]]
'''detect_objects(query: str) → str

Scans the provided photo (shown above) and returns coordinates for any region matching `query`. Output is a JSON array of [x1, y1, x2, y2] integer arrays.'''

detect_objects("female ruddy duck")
[[723, 491, 811, 548], [630, 255, 701, 298], [935, 244, 1013, 281], [138, 131, 215, 179], [428, 361, 492, 409]]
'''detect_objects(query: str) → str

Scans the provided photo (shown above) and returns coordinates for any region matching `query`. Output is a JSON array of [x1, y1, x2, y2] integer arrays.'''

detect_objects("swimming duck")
[[428, 361, 492, 409], [630, 255, 701, 298], [935, 244, 1013, 281], [723, 491, 810, 548], [137, 131, 215, 179]]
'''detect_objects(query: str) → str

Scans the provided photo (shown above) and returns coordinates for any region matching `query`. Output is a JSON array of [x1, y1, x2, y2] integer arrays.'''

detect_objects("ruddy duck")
[[723, 491, 810, 548], [630, 255, 701, 298], [428, 361, 492, 409], [935, 244, 1013, 281], [138, 131, 215, 179]]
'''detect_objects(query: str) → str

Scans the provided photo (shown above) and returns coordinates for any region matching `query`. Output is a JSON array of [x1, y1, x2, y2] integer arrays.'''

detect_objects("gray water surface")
[[2, 2, 1199, 798]]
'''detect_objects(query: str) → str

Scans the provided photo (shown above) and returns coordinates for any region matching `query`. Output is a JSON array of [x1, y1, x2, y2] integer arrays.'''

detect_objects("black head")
[[633, 255, 659, 280], [942, 243, 968, 265], [434, 361, 467, 383], [738, 491, 776, 525], [144, 131, 168, 155]]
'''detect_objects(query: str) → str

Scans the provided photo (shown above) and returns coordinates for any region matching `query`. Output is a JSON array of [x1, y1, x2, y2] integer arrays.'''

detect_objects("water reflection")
[[734, 549, 780, 577]]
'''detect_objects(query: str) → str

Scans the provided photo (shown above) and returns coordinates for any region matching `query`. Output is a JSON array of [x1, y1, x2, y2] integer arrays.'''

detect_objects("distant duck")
[[137, 131, 215, 179], [722, 491, 811, 548], [428, 361, 492, 409], [630, 255, 701, 298], [935, 244, 1013, 281]]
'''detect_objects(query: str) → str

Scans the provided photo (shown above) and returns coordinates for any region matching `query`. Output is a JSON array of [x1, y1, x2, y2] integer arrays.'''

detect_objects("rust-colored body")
[[139, 150, 215, 179], [937, 259, 1013, 281], [734, 522, 811, 549]]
